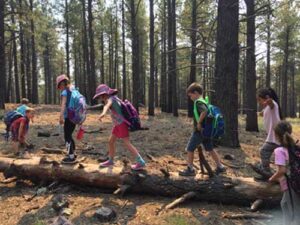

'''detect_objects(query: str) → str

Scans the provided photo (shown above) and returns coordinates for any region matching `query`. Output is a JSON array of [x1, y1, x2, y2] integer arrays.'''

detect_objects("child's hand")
[[98, 113, 105, 122], [59, 115, 64, 125], [197, 123, 202, 132]]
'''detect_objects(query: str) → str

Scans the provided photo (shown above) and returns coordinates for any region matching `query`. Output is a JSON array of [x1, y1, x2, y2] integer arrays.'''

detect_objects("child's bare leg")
[[12, 142, 19, 154], [108, 134, 117, 159], [187, 151, 194, 168], [209, 150, 223, 168], [122, 137, 145, 165]]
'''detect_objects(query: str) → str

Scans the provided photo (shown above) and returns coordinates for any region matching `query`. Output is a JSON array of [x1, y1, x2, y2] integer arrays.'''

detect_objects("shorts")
[[186, 131, 213, 152], [112, 122, 129, 138]]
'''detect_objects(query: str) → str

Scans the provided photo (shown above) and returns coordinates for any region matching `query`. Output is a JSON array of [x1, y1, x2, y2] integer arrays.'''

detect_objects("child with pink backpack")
[[93, 84, 146, 170]]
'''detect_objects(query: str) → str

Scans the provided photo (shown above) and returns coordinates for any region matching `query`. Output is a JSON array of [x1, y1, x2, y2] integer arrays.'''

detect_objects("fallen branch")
[[40, 147, 65, 154], [113, 184, 131, 196], [166, 191, 197, 209], [250, 199, 264, 212], [223, 213, 273, 220], [197, 147, 214, 177], [1, 176, 17, 184], [222, 161, 245, 169]]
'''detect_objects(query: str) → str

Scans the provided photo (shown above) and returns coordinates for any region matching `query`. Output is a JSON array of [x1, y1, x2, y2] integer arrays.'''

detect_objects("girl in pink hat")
[[56, 74, 77, 163], [93, 84, 146, 170]]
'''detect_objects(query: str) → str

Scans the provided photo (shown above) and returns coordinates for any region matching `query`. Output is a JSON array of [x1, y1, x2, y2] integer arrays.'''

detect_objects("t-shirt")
[[263, 100, 281, 144], [109, 96, 124, 125], [16, 104, 27, 116], [61, 86, 75, 118], [10, 117, 29, 142], [274, 147, 289, 191], [193, 101, 208, 131]]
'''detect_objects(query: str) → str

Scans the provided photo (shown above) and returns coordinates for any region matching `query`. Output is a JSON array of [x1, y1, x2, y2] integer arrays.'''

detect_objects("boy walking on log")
[[179, 83, 225, 176]]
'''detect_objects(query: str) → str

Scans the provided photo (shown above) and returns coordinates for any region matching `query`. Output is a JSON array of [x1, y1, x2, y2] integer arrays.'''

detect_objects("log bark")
[[0, 157, 281, 206]]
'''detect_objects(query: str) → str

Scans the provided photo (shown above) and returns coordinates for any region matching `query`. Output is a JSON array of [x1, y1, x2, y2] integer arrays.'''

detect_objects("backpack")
[[3, 111, 24, 141], [114, 97, 142, 132], [66, 88, 87, 125], [194, 97, 225, 140], [286, 145, 300, 196]]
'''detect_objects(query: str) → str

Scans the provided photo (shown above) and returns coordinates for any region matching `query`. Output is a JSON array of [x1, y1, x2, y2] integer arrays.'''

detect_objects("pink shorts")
[[112, 122, 129, 138]]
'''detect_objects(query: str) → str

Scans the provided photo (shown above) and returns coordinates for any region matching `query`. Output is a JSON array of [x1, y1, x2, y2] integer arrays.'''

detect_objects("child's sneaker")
[[100, 159, 114, 167], [131, 162, 145, 171], [215, 166, 226, 175], [179, 167, 196, 176], [62, 156, 76, 164]]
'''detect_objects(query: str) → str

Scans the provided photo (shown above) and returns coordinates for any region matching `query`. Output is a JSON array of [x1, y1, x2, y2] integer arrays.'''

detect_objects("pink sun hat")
[[56, 74, 69, 89], [93, 84, 118, 99]]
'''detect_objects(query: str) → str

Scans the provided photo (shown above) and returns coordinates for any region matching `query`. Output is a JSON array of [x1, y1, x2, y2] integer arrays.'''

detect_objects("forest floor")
[[0, 104, 299, 225]]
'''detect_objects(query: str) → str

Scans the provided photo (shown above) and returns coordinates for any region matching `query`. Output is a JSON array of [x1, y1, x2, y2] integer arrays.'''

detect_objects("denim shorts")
[[186, 131, 213, 152]]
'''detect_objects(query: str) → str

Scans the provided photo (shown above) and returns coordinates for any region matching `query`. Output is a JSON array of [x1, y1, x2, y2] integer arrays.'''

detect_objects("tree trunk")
[[213, 0, 240, 147], [88, 0, 96, 104], [81, 0, 91, 103], [167, 0, 173, 113], [0, 156, 282, 206], [188, 0, 197, 118], [148, 0, 155, 116], [265, 2, 271, 88], [29, 0, 38, 104], [160, 0, 167, 112], [171, 0, 178, 117], [10, 0, 20, 103], [19, 0, 26, 98], [281, 25, 290, 118], [65, 0, 70, 78], [130, 0, 140, 110], [121, 0, 126, 99], [100, 21, 105, 84], [26, 38, 32, 101], [245, 0, 258, 132], [0, 0, 5, 109], [7, 45, 14, 102]]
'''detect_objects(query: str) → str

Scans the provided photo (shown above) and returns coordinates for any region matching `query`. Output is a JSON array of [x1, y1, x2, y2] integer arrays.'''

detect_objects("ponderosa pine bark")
[[121, 0, 126, 99], [0, 0, 5, 109], [148, 0, 155, 116]]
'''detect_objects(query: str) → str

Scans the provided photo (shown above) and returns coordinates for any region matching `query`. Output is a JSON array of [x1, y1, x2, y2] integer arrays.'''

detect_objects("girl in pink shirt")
[[269, 121, 300, 225]]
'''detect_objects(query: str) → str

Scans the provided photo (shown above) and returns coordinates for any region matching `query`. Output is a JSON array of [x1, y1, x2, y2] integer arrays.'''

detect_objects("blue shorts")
[[186, 131, 213, 152]]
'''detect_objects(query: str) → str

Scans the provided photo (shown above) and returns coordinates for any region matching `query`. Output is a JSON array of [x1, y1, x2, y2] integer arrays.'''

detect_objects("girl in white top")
[[253, 88, 282, 178]]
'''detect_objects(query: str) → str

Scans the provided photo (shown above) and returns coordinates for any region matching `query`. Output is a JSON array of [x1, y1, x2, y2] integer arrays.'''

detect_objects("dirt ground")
[[1, 104, 298, 225]]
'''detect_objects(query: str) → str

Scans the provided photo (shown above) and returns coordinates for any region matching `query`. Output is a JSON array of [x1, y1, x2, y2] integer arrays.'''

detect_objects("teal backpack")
[[194, 96, 225, 140], [66, 88, 87, 125]]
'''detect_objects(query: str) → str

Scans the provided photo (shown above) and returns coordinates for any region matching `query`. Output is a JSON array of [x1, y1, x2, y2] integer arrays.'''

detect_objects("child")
[[16, 98, 29, 116], [56, 74, 76, 163], [252, 88, 282, 179], [179, 83, 225, 176], [269, 121, 300, 225], [11, 107, 35, 155], [93, 84, 146, 170]]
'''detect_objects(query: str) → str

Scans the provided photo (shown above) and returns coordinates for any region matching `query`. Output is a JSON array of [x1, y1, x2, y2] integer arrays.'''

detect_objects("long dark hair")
[[274, 121, 295, 148], [258, 88, 283, 119]]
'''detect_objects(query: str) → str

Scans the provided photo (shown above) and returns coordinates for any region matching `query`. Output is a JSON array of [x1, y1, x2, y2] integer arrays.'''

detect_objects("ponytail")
[[283, 132, 295, 148]]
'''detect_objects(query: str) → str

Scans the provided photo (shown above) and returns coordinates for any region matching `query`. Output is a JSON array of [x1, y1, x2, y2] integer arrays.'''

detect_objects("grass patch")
[[164, 215, 197, 225]]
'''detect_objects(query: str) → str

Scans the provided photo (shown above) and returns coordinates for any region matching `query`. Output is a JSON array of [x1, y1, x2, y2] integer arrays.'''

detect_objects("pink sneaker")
[[100, 160, 114, 167], [131, 162, 145, 171]]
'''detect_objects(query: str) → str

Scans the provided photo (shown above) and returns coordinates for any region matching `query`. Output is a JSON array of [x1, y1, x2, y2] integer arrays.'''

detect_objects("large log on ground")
[[0, 157, 281, 206]]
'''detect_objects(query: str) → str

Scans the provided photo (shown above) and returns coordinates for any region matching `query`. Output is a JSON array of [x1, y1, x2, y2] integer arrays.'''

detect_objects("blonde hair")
[[25, 107, 35, 114]]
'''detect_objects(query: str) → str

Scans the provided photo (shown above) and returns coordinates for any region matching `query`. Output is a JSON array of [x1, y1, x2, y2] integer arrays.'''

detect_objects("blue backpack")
[[195, 97, 225, 140], [3, 111, 24, 141], [66, 88, 87, 125]]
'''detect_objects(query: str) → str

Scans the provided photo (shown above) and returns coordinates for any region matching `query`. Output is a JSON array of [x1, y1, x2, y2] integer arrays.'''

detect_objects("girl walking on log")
[[93, 84, 146, 171], [252, 88, 282, 179], [269, 121, 300, 225]]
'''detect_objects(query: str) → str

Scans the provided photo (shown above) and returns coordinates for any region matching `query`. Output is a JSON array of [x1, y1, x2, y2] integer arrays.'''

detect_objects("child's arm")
[[197, 111, 207, 131], [269, 165, 287, 182], [59, 96, 67, 124], [98, 98, 113, 122], [18, 120, 26, 144]]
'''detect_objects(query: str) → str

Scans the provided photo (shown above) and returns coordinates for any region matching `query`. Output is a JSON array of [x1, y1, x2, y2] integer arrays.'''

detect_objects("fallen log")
[[223, 213, 273, 220], [0, 156, 282, 206]]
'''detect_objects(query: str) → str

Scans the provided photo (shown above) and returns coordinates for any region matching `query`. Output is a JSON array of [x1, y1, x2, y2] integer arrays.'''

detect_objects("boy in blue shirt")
[[16, 98, 29, 116]]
